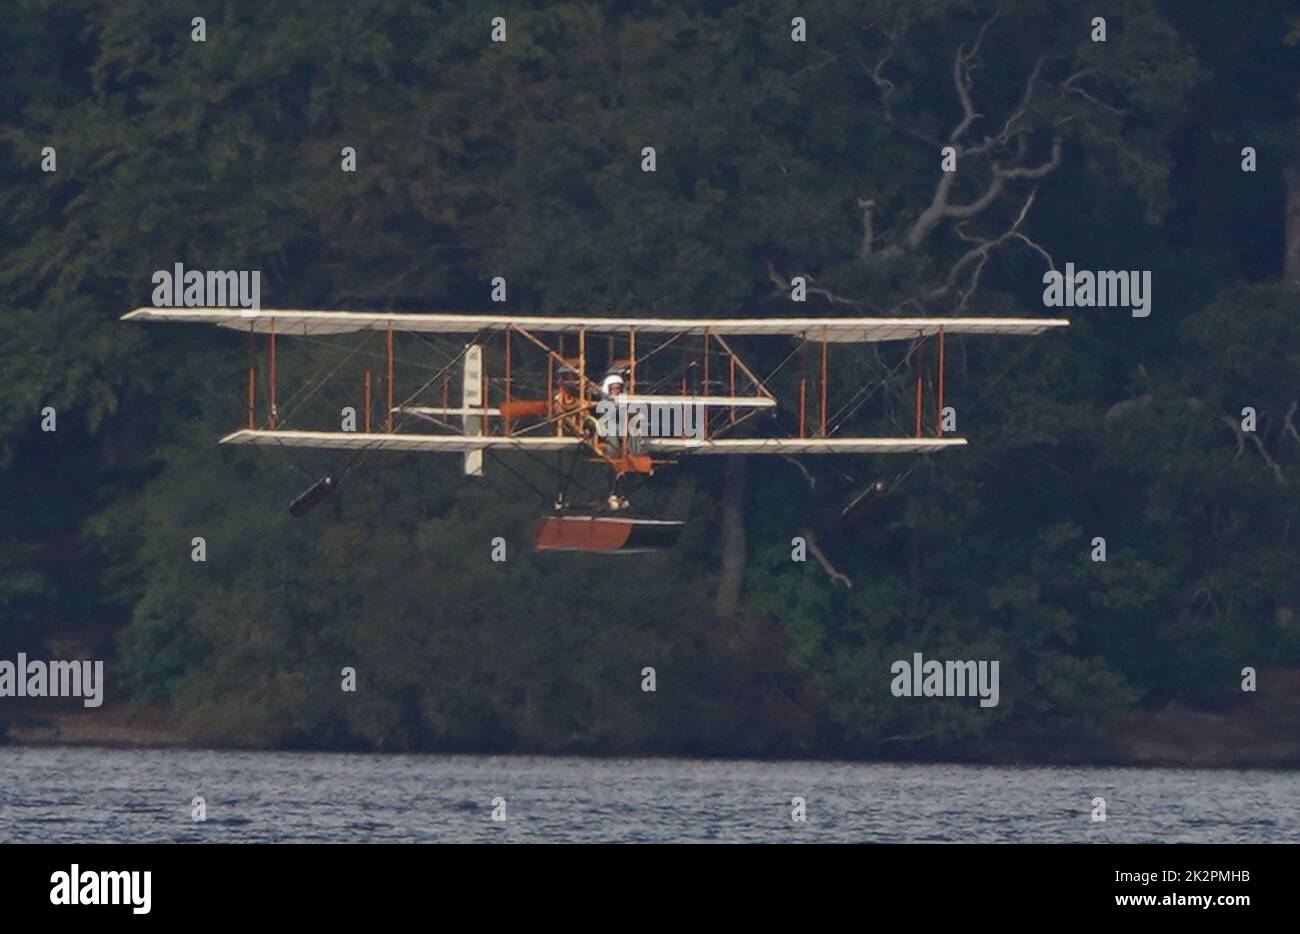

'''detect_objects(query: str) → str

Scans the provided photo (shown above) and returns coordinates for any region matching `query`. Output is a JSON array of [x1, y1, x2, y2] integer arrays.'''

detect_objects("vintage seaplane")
[[122, 308, 1067, 552]]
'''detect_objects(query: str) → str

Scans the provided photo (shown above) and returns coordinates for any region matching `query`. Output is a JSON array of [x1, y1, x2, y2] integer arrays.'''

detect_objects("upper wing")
[[123, 308, 1067, 343]]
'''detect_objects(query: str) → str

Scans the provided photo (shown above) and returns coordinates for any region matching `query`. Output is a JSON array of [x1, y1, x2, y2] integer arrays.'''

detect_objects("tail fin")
[[462, 344, 484, 476]]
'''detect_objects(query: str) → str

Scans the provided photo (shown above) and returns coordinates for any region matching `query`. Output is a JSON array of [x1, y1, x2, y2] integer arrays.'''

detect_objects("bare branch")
[[765, 259, 875, 309], [920, 187, 1055, 310], [907, 171, 960, 248], [857, 197, 876, 261], [906, 137, 1060, 248], [865, 27, 901, 115], [950, 43, 983, 142], [1220, 414, 1246, 460], [1013, 230, 1057, 273], [765, 257, 789, 293], [1222, 414, 1285, 484], [1285, 401, 1300, 450], [782, 456, 817, 491], [1063, 68, 1096, 87], [804, 530, 854, 588], [942, 175, 1006, 220], [948, 4, 1003, 143], [1065, 69, 1127, 116], [965, 54, 1048, 157], [953, 253, 991, 310], [995, 135, 1064, 179]]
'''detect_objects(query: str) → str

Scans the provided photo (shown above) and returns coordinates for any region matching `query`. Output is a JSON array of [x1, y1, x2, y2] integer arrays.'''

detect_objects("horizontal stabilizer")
[[614, 394, 775, 408], [396, 406, 503, 418]]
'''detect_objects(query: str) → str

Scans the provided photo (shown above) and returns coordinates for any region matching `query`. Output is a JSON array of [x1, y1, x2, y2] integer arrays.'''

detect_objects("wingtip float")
[[288, 476, 337, 517]]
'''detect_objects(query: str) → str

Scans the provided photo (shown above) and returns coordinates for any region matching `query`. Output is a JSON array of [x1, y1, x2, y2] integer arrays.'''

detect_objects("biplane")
[[122, 308, 1068, 552]]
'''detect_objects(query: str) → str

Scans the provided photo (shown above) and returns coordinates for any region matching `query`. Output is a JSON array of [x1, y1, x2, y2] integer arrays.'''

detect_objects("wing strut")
[[936, 326, 945, 437], [386, 321, 394, 433]]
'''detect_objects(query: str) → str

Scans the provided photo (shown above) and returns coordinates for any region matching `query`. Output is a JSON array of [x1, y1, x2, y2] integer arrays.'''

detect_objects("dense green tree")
[[1, 0, 1296, 756]]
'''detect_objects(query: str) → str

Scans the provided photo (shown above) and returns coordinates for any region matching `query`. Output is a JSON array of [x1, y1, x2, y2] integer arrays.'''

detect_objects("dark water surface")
[[0, 746, 1294, 842]]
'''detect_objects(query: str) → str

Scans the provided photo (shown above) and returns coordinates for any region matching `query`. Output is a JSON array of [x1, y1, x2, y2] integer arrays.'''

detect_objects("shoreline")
[[5, 698, 1300, 769]]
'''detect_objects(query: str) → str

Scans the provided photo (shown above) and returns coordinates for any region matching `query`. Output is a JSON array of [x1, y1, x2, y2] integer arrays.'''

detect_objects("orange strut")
[[386, 322, 394, 432], [702, 330, 710, 439], [703, 330, 710, 392], [546, 354, 554, 420], [578, 329, 586, 410], [629, 329, 636, 392], [269, 319, 277, 429], [936, 326, 945, 437], [799, 378, 807, 439], [729, 357, 736, 424], [364, 370, 372, 433], [820, 332, 828, 437], [915, 377, 923, 438]]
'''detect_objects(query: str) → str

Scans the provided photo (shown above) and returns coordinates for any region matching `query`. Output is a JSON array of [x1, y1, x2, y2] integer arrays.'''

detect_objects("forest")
[[1, 0, 1298, 760]]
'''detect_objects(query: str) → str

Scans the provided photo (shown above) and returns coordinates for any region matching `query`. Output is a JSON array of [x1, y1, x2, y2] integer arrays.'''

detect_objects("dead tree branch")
[[804, 529, 854, 588], [1222, 414, 1285, 484]]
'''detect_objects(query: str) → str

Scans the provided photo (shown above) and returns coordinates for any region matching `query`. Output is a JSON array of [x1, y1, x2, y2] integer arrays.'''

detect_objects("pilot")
[[600, 369, 626, 398], [555, 364, 581, 407], [575, 366, 630, 461]]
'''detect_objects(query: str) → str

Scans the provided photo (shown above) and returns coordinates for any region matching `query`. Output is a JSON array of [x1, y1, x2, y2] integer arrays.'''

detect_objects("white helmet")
[[601, 373, 625, 395]]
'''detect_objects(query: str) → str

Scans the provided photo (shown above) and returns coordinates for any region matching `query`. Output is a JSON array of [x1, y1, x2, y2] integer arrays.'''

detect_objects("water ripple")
[[0, 748, 1295, 842]]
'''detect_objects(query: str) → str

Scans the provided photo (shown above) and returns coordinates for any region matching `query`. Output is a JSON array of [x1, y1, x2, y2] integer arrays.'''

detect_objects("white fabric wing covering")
[[124, 308, 1068, 343], [219, 430, 583, 452], [645, 438, 967, 454], [218, 430, 966, 456]]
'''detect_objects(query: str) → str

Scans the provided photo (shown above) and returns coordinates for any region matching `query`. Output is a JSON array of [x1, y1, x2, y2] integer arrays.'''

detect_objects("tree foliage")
[[2, 0, 1297, 756]]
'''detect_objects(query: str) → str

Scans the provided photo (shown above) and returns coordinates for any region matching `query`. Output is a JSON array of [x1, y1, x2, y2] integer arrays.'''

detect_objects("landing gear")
[[553, 442, 634, 514], [607, 474, 630, 512]]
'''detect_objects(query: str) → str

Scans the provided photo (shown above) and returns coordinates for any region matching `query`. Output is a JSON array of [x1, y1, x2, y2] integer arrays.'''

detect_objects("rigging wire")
[[952, 333, 1048, 422], [760, 341, 804, 387], [333, 339, 476, 483], [276, 330, 377, 427], [826, 344, 916, 437], [484, 450, 556, 505]]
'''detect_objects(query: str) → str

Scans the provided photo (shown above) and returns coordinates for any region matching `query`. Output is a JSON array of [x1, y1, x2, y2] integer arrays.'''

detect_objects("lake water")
[[0, 746, 1294, 842]]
